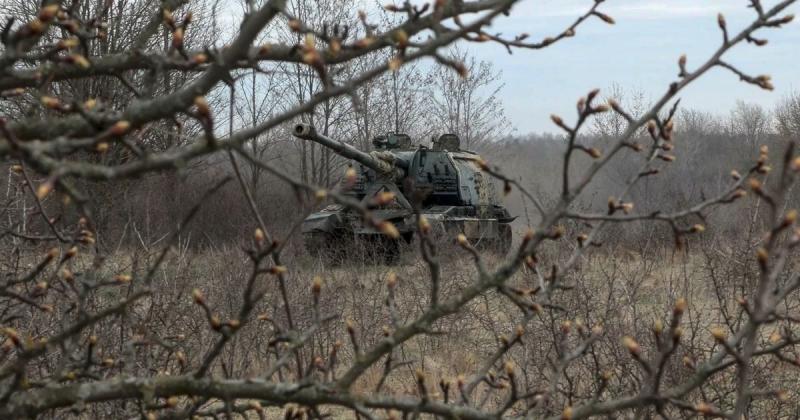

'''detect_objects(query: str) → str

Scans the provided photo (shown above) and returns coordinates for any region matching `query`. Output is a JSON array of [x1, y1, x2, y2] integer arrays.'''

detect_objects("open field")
[[7, 221, 794, 418]]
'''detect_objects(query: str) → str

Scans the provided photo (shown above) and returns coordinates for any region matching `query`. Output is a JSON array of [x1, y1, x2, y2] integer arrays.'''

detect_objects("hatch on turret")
[[373, 133, 412, 150], [433, 133, 460, 151]]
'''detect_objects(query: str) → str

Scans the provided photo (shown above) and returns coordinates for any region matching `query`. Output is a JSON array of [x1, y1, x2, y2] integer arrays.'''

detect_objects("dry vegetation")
[[1, 0, 800, 419]]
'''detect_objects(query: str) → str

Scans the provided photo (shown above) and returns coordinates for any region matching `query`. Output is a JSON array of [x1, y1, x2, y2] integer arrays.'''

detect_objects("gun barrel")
[[292, 124, 405, 177]]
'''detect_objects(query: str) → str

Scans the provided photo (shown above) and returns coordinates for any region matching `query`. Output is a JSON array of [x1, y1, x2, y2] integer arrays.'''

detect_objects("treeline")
[[497, 92, 800, 247], [24, 90, 793, 253], [1, 0, 798, 252]]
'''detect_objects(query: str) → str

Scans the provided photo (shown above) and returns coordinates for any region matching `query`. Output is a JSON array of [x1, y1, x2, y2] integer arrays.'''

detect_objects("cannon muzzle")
[[293, 123, 314, 138]]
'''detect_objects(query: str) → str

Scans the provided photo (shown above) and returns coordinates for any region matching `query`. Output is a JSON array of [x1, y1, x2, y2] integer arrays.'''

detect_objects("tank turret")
[[292, 124, 514, 263]]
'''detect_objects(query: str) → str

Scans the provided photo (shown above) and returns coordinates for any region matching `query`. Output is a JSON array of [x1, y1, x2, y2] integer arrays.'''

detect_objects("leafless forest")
[[1, 0, 800, 418]]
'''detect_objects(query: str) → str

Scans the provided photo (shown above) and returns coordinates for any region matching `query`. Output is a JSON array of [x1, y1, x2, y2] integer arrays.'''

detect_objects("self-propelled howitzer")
[[292, 123, 514, 263]]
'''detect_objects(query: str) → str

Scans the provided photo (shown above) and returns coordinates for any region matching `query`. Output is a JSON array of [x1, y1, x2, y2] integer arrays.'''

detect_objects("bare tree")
[[776, 90, 800, 138], [424, 46, 510, 150], [728, 99, 772, 150], [592, 82, 648, 138]]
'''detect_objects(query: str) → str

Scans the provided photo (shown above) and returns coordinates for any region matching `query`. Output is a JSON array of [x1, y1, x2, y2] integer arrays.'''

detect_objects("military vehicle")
[[293, 124, 514, 263]]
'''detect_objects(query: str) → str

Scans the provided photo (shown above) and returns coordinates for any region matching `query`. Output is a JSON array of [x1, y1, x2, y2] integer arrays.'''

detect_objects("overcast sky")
[[460, 0, 800, 134]]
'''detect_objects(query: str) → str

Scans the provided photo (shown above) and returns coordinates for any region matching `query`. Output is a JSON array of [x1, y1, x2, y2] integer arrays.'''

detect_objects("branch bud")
[[2, 327, 20, 346], [210, 315, 221, 330], [756, 247, 769, 270], [64, 246, 78, 260], [192, 53, 208, 64], [84, 98, 97, 110], [378, 221, 400, 239], [354, 36, 375, 49], [550, 114, 565, 128], [783, 209, 798, 227], [28, 18, 45, 34], [418, 216, 431, 234], [620, 202, 634, 214], [311, 276, 322, 297], [549, 225, 565, 239], [504, 361, 515, 378], [115, 274, 132, 283], [594, 12, 615, 24], [388, 57, 402, 72], [622, 336, 641, 356], [38, 4, 60, 22], [254, 227, 265, 244], [36, 181, 53, 199], [191, 289, 205, 304], [647, 120, 657, 137], [57, 37, 80, 50], [176, 351, 186, 366], [658, 154, 675, 162], [683, 356, 695, 369], [69, 54, 91, 69], [269, 265, 288, 275], [194, 96, 210, 117], [690, 224, 705, 233], [777, 390, 790, 402], [710, 326, 726, 342], [454, 62, 468, 78], [172, 27, 184, 49], [652, 319, 664, 335], [345, 167, 357, 186], [110, 120, 130, 136], [694, 402, 715, 416], [674, 297, 687, 316], [163, 9, 175, 26], [41, 96, 61, 109], [328, 38, 341, 56], [375, 191, 396, 205], [393, 29, 408, 47]]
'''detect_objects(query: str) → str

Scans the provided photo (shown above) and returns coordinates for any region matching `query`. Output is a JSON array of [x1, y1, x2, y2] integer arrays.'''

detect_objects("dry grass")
[[50, 232, 787, 417]]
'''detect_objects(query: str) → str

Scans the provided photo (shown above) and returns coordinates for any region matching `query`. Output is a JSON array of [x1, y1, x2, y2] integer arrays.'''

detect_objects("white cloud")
[[608, 1, 746, 19], [512, 0, 748, 20]]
